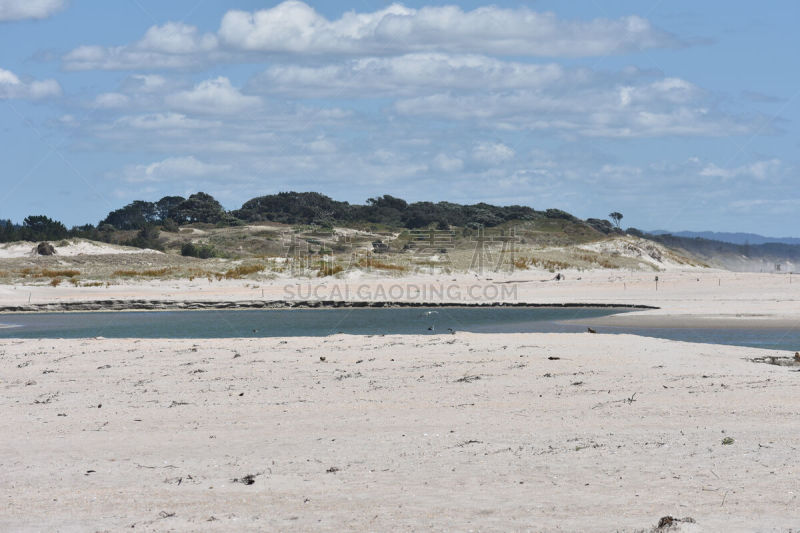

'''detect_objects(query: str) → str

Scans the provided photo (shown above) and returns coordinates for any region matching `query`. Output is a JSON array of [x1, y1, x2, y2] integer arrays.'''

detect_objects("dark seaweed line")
[[0, 300, 658, 314]]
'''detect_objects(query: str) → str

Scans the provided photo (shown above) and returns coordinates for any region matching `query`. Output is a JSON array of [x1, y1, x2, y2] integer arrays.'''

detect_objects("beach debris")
[[168, 401, 189, 408], [233, 353, 241, 359], [455, 375, 481, 383], [795, 352, 800, 362], [456, 440, 482, 447], [750, 355, 800, 367], [587, 327, 597, 334], [319, 356, 326, 362], [547, 356, 561, 360], [233, 474, 257, 485], [326, 466, 340, 473], [97, 364, 111, 370], [654, 516, 695, 530], [722, 437, 735, 445]]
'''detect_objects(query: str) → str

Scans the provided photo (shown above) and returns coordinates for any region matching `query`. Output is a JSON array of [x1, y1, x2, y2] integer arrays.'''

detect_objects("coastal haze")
[[1, 1, 799, 531]]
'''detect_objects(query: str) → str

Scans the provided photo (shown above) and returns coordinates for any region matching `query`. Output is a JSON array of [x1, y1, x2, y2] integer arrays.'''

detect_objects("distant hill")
[[650, 234, 800, 272], [649, 230, 800, 246]]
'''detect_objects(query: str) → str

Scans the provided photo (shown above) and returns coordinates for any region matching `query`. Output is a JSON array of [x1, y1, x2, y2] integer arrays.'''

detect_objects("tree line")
[[0, 191, 624, 246]]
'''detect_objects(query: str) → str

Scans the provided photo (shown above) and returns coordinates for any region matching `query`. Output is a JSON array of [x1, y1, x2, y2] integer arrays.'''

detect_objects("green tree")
[[171, 192, 226, 224], [609, 212, 624, 229], [22, 215, 68, 240]]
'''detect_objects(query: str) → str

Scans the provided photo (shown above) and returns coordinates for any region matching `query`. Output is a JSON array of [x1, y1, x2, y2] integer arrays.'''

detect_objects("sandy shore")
[[2, 333, 798, 531], [2, 269, 799, 319], [2, 269, 799, 530]]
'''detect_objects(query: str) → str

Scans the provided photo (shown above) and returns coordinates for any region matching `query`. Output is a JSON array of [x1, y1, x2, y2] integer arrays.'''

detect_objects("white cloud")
[[473, 142, 515, 164], [63, 2, 678, 70], [93, 92, 130, 109], [0, 67, 61, 99], [700, 159, 783, 181], [122, 156, 230, 183], [0, 0, 65, 21], [433, 153, 464, 172], [165, 77, 261, 115], [113, 113, 221, 131], [219, 1, 677, 56], [63, 22, 219, 70], [251, 54, 566, 97], [394, 75, 751, 138], [120, 74, 168, 93]]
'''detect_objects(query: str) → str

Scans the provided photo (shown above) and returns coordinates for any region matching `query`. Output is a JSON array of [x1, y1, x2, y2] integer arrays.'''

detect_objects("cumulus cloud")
[[165, 77, 260, 115], [122, 156, 230, 183], [112, 113, 221, 131], [394, 76, 750, 138], [63, 2, 678, 70], [433, 153, 464, 172], [250, 54, 566, 97], [63, 22, 219, 70], [93, 92, 130, 109], [0, 67, 61, 99], [219, 1, 677, 56], [700, 159, 783, 181], [473, 142, 515, 164], [0, 0, 65, 21]]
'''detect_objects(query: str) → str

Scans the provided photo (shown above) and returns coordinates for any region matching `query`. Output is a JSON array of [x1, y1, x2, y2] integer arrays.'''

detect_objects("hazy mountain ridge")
[[650, 234, 800, 272], [650, 230, 800, 246]]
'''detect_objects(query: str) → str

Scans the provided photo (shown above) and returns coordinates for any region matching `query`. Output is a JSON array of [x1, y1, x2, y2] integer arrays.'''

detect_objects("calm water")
[[0, 307, 797, 350]]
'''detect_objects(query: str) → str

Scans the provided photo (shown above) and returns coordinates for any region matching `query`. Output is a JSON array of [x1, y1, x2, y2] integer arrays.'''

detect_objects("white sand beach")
[[1, 270, 799, 531], [1, 332, 798, 531]]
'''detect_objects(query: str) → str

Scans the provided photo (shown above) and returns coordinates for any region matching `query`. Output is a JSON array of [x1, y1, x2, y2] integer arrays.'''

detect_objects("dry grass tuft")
[[317, 264, 344, 277], [356, 257, 407, 272], [113, 267, 173, 278], [223, 264, 266, 279]]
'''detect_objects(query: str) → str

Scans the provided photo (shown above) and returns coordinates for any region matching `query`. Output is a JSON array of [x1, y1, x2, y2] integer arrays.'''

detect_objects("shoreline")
[[576, 312, 800, 329], [0, 299, 658, 314]]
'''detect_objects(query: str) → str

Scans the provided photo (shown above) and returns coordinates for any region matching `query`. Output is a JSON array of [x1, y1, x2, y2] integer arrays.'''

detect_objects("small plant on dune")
[[36, 269, 81, 278], [181, 242, 218, 259], [113, 267, 173, 278], [317, 263, 344, 277], [529, 257, 571, 272], [356, 257, 407, 272], [513, 257, 529, 270], [223, 264, 266, 279], [49, 277, 62, 287]]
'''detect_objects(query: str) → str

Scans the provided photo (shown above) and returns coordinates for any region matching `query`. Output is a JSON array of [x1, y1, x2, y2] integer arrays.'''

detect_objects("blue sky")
[[0, 0, 798, 234]]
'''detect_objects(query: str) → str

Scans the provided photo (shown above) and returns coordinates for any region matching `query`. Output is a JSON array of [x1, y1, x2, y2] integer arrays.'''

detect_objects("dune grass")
[[113, 267, 173, 278]]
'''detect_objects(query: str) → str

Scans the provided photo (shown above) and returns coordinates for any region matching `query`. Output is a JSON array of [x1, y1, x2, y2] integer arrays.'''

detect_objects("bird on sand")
[[587, 327, 597, 334], [795, 352, 800, 362]]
